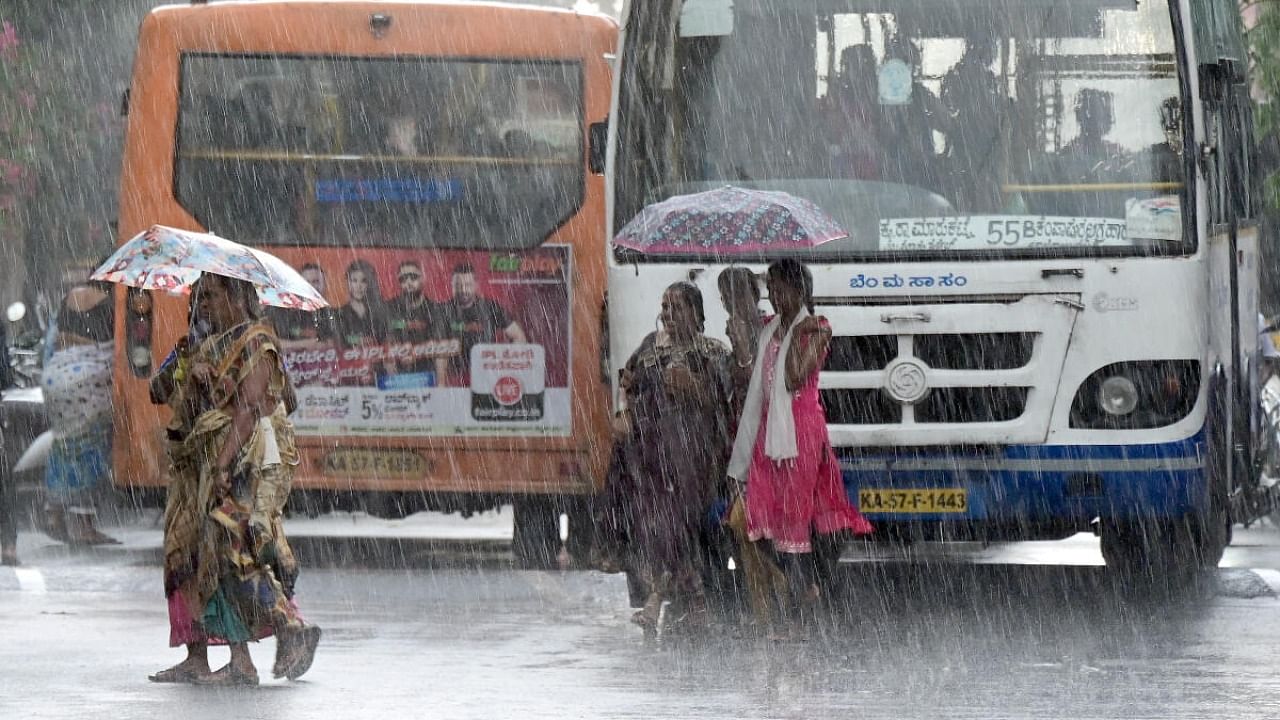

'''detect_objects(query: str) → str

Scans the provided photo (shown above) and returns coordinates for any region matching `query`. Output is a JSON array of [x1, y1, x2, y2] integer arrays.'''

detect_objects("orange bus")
[[113, 1, 617, 565]]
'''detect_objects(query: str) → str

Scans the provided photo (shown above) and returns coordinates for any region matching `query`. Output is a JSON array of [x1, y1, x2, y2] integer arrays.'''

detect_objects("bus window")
[[176, 54, 585, 250], [616, 0, 1187, 258]]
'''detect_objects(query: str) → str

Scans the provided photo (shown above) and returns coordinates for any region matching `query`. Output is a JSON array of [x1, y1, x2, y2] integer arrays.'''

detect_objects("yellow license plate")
[[321, 448, 428, 479], [857, 488, 968, 514]]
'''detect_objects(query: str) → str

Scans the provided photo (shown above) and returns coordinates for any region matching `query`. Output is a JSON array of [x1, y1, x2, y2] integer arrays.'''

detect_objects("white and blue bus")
[[605, 0, 1270, 576]]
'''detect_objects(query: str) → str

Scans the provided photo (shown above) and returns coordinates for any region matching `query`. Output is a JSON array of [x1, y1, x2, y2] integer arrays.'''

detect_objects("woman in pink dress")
[[727, 260, 872, 629]]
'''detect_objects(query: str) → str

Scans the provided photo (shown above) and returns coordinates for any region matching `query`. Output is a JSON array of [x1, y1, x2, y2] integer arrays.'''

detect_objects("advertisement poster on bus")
[[272, 245, 572, 437]]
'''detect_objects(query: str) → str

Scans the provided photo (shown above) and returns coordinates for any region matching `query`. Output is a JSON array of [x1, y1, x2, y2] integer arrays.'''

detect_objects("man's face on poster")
[[398, 264, 423, 299], [301, 267, 326, 295], [452, 271, 478, 306]]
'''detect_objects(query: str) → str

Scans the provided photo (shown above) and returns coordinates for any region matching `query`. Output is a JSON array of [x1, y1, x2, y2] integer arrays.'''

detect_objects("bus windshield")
[[614, 0, 1186, 260], [177, 53, 583, 249]]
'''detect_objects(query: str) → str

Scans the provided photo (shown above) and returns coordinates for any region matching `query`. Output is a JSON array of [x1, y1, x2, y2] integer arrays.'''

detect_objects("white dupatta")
[[727, 307, 810, 482]]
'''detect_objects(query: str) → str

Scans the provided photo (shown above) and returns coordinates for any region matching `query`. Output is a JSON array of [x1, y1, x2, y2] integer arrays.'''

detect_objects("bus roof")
[[141, 1, 617, 58]]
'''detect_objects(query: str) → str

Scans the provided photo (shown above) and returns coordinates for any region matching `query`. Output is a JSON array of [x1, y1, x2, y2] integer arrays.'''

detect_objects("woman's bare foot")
[[148, 657, 213, 683]]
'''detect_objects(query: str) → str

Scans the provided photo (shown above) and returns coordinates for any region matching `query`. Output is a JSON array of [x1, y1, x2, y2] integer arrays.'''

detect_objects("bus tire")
[[512, 497, 560, 569], [1100, 515, 1219, 583], [1099, 520, 1183, 581], [563, 497, 594, 567], [1190, 379, 1233, 569]]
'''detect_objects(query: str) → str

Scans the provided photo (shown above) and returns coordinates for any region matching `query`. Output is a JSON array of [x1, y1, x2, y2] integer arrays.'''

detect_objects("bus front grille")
[[914, 332, 1035, 370], [822, 387, 1029, 425], [819, 295, 1080, 446]]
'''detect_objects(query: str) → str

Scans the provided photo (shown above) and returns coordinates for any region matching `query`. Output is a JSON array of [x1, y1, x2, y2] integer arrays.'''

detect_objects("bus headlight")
[[1069, 360, 1199, 430], [1098, 376, 1138, 416]]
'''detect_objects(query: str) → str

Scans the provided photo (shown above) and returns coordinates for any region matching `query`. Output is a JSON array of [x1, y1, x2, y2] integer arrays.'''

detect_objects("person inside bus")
[[1151, 96, 1184, 183], [610, 282, 734, 637], [940, 35, 1011, 210], [823, 45, 885, 180], [1057, 88, 1128, 176], [380, 93, 488, 159], [877, 36, 950, 193], [266, 263, 336, 353], [41, 257, 121, 546], [1050, 88, 1131, 216], [386, 259, 450, 384], [727, 260, 873, 637], [443, 262, 527, 382]]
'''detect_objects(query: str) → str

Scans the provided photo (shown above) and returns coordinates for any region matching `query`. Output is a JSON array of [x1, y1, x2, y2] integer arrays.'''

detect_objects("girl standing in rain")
[[728, 260, 872, 636], [612, 282, 733, 638], [717, 267, 789, 636], [148, 274, 318, 686]]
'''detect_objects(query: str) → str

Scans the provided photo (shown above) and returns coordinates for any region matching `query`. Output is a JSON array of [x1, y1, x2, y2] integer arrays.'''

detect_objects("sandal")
[[274, 625, 321, 680], [148, 664, 208, 684], [196, 663, 259, 687], [284, 625, 322, 680]]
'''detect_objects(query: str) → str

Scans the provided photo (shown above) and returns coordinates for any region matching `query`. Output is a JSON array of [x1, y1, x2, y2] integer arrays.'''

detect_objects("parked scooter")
[[1, 300, 49, 531], [5, 302, 44, 389]]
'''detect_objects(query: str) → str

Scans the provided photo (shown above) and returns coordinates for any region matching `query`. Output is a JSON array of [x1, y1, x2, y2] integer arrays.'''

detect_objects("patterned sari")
[[161, 320, 303, 647]]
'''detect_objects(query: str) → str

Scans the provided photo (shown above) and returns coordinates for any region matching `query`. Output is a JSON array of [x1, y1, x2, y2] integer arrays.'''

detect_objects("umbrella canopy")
[[612, 185, 848, 255], [91, 225, 328, 311]]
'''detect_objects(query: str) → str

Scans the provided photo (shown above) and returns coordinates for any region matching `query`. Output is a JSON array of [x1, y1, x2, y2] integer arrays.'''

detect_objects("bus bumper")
[[839, 433, 1207, 536]]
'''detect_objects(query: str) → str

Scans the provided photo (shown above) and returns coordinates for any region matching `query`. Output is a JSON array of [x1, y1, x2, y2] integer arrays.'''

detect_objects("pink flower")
[[0, 21, 18, 53]]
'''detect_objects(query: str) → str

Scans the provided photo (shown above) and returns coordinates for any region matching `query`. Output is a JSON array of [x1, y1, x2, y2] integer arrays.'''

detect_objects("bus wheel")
[[512, 497, 560, 569], [562, 498, 594, 568], [1100, 517, 1220, 584], [1100, 521, 1183, 581], [1187, 490, 1230, 569]]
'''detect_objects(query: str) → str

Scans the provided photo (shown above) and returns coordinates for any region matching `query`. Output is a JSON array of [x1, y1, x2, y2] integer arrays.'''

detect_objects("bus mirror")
[[1220, 57, 1245, 84], [589, 121, 609, 174], [679, 0, 734, 38], [1199, 63, 1229, 106]]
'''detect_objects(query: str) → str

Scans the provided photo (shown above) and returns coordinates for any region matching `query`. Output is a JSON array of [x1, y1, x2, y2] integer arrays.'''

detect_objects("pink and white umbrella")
[[612, 185, 848, 255]]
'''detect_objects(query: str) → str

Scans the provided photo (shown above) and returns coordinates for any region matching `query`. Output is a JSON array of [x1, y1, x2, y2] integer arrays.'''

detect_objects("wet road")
[[4, 516, 1280, 719]]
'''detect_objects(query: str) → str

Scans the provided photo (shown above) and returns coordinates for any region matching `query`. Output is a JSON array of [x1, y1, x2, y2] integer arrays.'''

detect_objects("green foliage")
[[1247, 0, 1280, 210], [0, 6, 122, 253]]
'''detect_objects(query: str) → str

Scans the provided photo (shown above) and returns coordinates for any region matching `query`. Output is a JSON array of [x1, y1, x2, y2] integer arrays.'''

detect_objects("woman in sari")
[[728, 260, 873, 634], [612, 282, 733, 637], [41, 262, 119, 545], [148, 274, 319, 686]]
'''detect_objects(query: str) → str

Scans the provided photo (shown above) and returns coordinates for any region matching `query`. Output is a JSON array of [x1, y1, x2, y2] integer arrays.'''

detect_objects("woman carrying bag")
[[728, 260, 873, 636]]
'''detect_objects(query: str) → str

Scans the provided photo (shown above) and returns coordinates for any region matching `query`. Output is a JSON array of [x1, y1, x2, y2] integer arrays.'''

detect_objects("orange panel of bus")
[[113, 1, 617, 563]]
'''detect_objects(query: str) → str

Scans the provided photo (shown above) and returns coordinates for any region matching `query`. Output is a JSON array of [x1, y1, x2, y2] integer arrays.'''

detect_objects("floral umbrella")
[[91, 225, 328, 311], [612, 185, 848, 254]]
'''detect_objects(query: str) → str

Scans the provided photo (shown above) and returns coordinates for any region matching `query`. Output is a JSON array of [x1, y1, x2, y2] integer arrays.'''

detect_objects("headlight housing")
[[1069, 360, 1199, 429], [1098, 376, 1139, 416]]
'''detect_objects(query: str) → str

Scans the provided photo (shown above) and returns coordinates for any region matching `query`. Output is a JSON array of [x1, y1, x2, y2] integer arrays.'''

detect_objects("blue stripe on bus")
[[838, 432, 1207, 522]]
